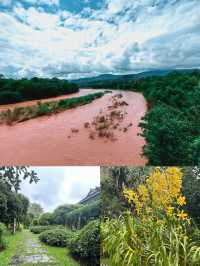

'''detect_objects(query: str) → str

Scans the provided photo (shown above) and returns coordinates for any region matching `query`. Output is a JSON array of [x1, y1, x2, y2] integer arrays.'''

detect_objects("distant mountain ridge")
[[71, 69, 198, 86]]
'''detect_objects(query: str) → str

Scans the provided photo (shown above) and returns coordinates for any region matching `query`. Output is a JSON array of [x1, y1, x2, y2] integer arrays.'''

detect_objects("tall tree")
[[0, 167, 39, 192]]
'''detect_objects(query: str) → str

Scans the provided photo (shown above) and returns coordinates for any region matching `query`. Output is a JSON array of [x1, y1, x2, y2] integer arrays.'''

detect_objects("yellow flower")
[[177, 210, 188, 220], [166, 206, 174, 217], [177, 196, 186, 206]]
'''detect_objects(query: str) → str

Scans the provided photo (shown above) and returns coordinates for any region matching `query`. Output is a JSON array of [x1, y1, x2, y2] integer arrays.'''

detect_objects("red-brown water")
[[0, 89, 147, 165]]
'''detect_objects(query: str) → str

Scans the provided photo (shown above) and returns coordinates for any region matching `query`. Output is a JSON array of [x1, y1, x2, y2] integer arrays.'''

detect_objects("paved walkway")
[[9, 230, 57, 266]]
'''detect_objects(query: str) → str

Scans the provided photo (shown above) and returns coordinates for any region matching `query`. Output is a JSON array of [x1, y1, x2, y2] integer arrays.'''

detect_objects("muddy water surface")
[[0, 89, 147, 165]]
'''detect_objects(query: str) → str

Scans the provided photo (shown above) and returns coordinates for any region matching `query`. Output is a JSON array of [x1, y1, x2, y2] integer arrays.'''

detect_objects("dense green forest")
[[0, 167, 100, 266], [101, 167, 200, 265], [0, 77, 79, 104], [81, 70, 200, 165]]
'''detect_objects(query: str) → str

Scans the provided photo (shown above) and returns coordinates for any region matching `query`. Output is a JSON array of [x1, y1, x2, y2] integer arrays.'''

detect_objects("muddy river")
[[0, 89, 147, 165]]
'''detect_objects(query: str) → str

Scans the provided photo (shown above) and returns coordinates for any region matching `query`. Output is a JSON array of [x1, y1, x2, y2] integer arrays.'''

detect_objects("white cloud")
[[24, 0, 59, 6], [0, 0, 200, 78], [20, 166, 100, 212]]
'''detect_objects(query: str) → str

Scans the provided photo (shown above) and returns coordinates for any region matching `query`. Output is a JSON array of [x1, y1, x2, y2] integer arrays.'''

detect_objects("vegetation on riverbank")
[[82, 70, 200, 165], [137, 70, 200, 165], [0, 92, 104, 125], [0, 77, 79, 105], [101, 167, 200, 266]]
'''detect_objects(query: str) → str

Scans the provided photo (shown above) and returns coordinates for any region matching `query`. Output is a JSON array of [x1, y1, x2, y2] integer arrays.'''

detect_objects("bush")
[[30, 225, 51, 234], [68, 220, 100, 266], [39, 229, 70, 247]]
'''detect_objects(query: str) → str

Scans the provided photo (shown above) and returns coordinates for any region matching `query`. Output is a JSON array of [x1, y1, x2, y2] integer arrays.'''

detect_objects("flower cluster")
[[123, 167, 189, 222]]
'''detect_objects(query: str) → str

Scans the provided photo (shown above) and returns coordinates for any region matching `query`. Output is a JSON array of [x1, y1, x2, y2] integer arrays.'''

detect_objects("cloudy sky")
[[0, 0, 199, 79], [20, 166, 100, 212]]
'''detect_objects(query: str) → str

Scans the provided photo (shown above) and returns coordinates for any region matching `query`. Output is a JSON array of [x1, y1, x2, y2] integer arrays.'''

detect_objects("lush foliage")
[[102, 167, 200, 266], [39, 228, 71, 247], [65, 200, 100, 229], [0, 167, 39, 233], [0, 92, 104, 125], [69, 220, 100, 266], [183, 167, 200, 224], [0, 77, 79, 104], [30, 225, 52, 234], [51, 204, 79, 225], [138, 71, 200, 165]]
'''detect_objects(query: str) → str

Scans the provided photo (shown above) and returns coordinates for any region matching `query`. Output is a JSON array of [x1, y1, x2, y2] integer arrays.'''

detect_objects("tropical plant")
[[102, 167, 200, 265]]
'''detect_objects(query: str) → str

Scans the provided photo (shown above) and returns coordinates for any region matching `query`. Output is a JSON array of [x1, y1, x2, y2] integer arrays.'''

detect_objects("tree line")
[[0, 77, 79, 105]]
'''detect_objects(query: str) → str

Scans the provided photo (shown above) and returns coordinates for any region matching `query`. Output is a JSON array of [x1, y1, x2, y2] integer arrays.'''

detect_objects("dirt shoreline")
[[0, 89, 147, 165]]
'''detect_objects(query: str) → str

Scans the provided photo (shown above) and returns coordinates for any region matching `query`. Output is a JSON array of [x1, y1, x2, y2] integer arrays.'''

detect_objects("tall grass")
[[101, 213, 200, 266]]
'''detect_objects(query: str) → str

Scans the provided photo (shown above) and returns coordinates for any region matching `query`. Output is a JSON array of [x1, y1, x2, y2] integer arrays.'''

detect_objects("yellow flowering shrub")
[[123, 167, 189, 222], [102, 167, 200, 266]]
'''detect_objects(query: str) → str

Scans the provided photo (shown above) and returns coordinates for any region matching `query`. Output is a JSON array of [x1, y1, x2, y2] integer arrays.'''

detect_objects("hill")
[[71, 69, 197, 87]]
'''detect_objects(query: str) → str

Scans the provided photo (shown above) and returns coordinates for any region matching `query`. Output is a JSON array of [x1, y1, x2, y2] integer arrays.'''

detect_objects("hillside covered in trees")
[[0, 77, 79, 104]]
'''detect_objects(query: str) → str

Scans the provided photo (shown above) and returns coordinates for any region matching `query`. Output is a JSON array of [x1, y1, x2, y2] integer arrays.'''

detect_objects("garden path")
[[9, 230, 58, 266]]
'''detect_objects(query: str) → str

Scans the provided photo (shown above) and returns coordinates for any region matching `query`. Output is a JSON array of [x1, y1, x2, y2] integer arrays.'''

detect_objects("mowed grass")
[[0, 92, 105, 125], [44, 245, 79, 266], [0, 231, 25, 266]]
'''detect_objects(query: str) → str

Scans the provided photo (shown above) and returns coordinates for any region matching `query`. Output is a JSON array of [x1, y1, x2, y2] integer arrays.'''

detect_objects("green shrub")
[[68, 220, 100, 266], [30, 225, 51, 234], [39, 229, 70, 247]]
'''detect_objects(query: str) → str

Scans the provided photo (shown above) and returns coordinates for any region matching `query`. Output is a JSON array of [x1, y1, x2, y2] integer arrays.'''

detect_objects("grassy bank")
[[0, 92, 104, 125]]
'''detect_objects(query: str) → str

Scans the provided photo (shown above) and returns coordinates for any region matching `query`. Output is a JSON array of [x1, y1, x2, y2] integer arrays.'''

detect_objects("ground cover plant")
[[101, 167, 200, 266], [0, 77, 79, 104], [0, 91, 104, 125]]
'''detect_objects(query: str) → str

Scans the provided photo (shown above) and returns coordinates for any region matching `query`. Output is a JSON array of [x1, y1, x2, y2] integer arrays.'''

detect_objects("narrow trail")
[[9, 230, 57, 266]]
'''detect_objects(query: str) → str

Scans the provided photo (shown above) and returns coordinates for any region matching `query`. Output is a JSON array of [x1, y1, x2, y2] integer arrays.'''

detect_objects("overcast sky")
[[0, 0, 199, 78], [20, 166, 100, 212]]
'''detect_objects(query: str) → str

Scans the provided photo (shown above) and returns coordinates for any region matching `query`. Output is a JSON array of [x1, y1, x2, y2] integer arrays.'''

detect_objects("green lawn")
[[0, 231, 25, 265]]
